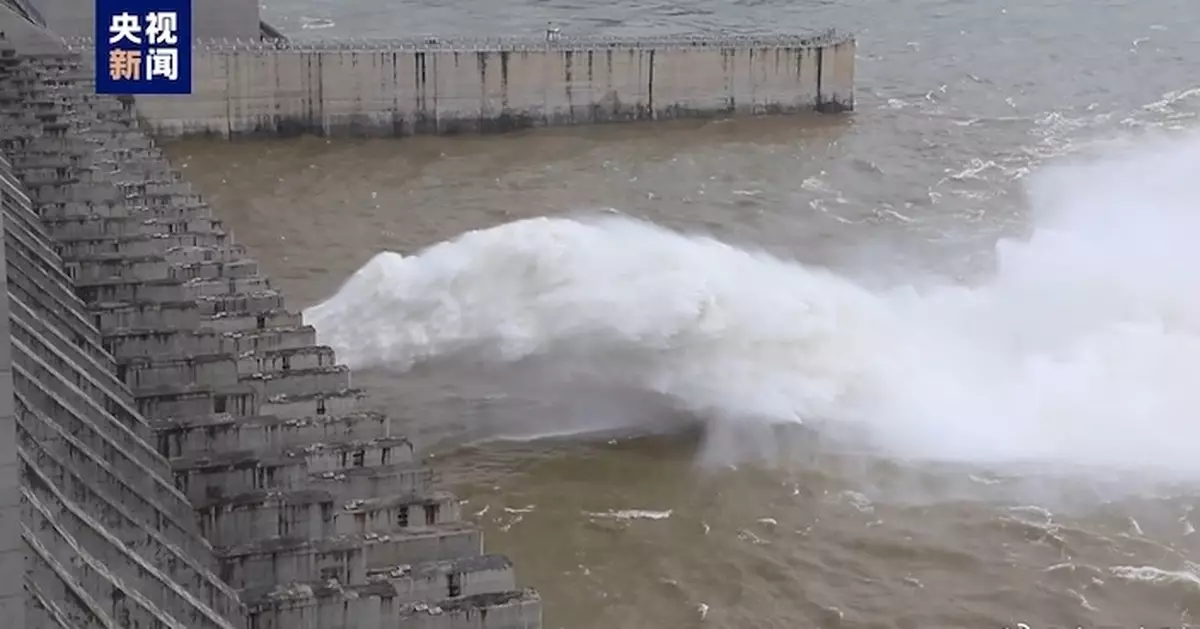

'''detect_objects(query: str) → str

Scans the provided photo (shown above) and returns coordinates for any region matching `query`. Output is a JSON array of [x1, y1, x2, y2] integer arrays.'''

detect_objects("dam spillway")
[[78, 31, 856, 138], [0, 5, 540, 628]]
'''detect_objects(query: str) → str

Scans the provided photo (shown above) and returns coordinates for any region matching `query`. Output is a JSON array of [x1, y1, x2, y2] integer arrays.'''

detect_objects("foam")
[[305, 131, 1200, 479]]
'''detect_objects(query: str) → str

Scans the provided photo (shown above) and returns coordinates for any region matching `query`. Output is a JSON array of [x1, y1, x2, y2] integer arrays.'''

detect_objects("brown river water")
[[164, 0, 1200, 627]]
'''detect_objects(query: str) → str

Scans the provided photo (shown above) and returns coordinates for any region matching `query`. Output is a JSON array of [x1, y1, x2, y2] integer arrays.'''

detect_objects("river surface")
[[165, 1, 1200, 627]]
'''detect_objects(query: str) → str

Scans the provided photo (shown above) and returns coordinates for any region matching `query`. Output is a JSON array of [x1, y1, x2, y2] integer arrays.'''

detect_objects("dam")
[[0, 0, 852, 626], [125, 32, 856, 138]]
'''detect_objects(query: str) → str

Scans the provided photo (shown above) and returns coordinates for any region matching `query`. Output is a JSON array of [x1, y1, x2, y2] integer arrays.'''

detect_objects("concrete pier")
[[0, 4, 540, 627], [68, 31, 856, 138]]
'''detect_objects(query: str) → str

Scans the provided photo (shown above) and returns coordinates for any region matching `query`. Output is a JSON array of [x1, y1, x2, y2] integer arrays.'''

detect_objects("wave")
[[304, 131, 1200, 478]]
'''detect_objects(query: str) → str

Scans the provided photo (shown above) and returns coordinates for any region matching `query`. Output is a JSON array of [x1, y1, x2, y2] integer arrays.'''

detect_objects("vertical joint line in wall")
[[392, 52, 399, 131], [816, 47, 824, 107], [274, 48, 283, 133], [224, 54, 232, 138], [317, 53, 326, 134], [647, 49, 655, 119]]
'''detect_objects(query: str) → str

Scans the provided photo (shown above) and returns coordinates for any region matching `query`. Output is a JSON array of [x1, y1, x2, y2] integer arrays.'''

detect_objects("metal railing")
[[61, 29, 851, 53]]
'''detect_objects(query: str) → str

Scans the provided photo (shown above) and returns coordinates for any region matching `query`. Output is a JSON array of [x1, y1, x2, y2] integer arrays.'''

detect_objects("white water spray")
[[304, 133, 1200, 478]]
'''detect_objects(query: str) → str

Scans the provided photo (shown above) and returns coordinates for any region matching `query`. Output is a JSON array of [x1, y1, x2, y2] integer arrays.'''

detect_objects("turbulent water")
[[166, 0, 1200, 626], [306, 139, 1200, 479]]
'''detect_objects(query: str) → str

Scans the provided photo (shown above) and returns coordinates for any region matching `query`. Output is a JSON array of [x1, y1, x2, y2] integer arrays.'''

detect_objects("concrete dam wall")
[[73, 32, 855, 138], [0, 4, 540, 628]]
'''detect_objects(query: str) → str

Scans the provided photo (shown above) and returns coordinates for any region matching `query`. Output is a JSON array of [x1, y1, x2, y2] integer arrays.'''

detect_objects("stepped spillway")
[[0, 7, 541, 628]]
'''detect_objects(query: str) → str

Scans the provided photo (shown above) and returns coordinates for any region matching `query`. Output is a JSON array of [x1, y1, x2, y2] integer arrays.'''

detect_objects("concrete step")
[[14, 131, 154, 154], [64, 243, 249, 265], [10, 134, 160, 160], [401, 590, 542, 629], [206, 308, 301, 334], [45, 200, 212, 224], [75, 275, 271, 305], [244, 554, 517, 622], [172, 436, 417, 503], [42, 197, 208, 220], [197, 487, 459, 547], [308, 463, 436, 503], [23, 178, 201, 207], [92, 291, 287, 331], [154, 411, 391, 458], [239, 345, 337, 374], [250, 587, 541, 629], [122, 353, 239, 390], [199, 291, 289, 317], [113, 329, 312, 377], [134, 382, 254, 420], [45, 214, 222, 240], [87, 160, 178, 181], [244, 364, 351, 398], [103, 325, 318, 359], [132, 367, 354, 417], [216, 524, 484, 589], [95, 298, 207, 331], [339, 490, 461, 534], [53, 231, 231, 256], [70, 255, 258, 284], [261, 387, 366, 419]]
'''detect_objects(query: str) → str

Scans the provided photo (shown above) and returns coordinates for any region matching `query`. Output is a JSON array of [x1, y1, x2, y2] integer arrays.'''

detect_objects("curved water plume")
[[305, 133, 1200, 479]]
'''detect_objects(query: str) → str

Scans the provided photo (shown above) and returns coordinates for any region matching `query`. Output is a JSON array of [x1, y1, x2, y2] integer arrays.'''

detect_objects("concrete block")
[[244, 365, 352, 399], [238, 346, 338, 374], [76, 275, 270, 305], [308, 463, 436, 504], [153, 411, 391, 458], [135, 382, 254, 419], [104, 325, 318, 360], [172, 436, 416, 503], [208, 308, 302, 334], [335, 490, 461, 536], [122, 353, 240, 390], [216, 525, 484, 589], [260, 388, 366, 419], [400, 590, 542, 629], [244, 555, 518, 629], [93, 299, 204, 331], [198, 486, 455, 546]]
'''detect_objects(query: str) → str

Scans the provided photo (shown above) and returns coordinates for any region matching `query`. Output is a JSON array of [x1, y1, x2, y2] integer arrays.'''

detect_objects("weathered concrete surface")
[[71, 32, 856, 138], [0, 5, 540, 627], [0, 139, 24, 629], [25, 0, 262, 40]]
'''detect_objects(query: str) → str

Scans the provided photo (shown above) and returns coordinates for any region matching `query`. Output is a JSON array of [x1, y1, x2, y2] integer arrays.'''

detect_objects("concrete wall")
[[27, 0, 260, 39], [0, 157, 22, 629], [125, 33, 856, 138]]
